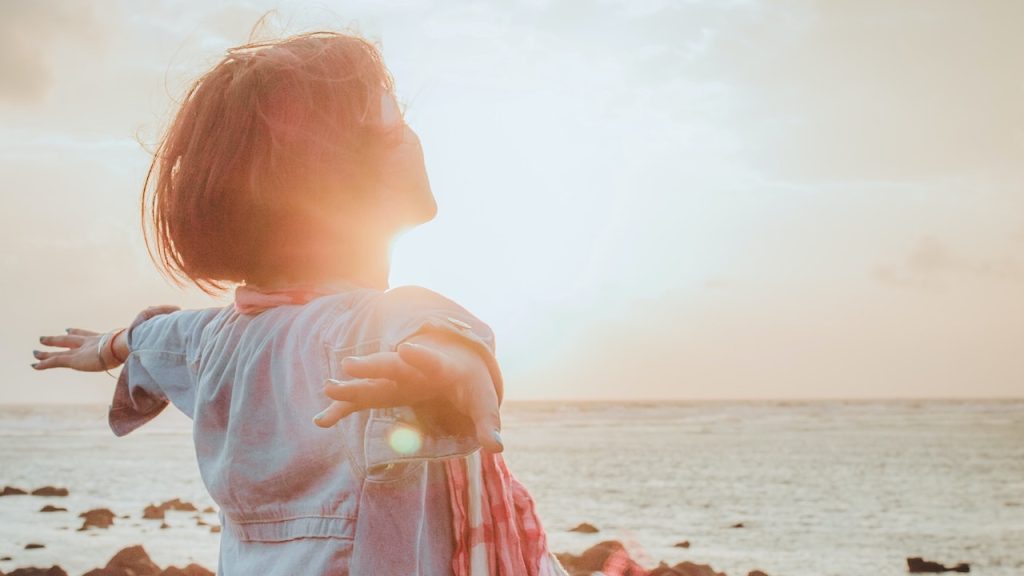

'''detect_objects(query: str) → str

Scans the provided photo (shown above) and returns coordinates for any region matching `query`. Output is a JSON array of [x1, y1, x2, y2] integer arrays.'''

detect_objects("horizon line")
[[0, 396, 1021, 407]]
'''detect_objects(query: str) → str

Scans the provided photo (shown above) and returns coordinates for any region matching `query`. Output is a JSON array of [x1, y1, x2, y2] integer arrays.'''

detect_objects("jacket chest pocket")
[[326, 339, 421, 483], [325, 338, 482, 483]]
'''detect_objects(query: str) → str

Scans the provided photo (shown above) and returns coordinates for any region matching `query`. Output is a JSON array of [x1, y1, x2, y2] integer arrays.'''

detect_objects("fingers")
[[466, 377, 504, 453], [324, 377, 399, 406], [66, 328, 99, 337], [31, 352, 72, 370], [396, 342, 451, 382], [321, 377, 504, 453], [32, 349, 62, 361], [324, 377, 435, 408], [38, 334, 86, 349], [340, 351, 425, 384], [312, 400, 359, 428]]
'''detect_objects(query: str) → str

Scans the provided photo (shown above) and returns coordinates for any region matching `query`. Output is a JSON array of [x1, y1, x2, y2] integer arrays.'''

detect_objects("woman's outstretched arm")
[[32, 305, 180, 372], [320, 331, 505, 453]]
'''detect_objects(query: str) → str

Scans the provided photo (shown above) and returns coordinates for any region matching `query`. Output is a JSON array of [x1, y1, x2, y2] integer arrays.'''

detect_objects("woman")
[[33, 30, 568, 576]]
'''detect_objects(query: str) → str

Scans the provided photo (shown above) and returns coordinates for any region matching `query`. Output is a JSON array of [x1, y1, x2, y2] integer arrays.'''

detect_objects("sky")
[[1, 0, 1021, 404]]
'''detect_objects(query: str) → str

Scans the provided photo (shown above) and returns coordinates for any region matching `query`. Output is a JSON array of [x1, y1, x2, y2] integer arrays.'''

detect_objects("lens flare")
[[389, 424, 423, 455]]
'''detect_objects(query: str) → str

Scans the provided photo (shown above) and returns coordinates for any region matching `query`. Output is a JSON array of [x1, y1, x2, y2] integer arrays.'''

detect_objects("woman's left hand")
[[318, 337, 504, 453]]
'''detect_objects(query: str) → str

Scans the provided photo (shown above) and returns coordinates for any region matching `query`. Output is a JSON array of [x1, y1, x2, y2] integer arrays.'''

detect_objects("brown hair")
[[142, 31, 403, 295]]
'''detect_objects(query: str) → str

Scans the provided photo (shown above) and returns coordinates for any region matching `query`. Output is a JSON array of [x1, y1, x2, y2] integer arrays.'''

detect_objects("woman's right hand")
[[33, 306, 178, 372], [33, 328, 110, 372]]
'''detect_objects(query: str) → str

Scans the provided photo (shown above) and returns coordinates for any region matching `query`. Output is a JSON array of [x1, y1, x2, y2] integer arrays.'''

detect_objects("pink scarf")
[[234, 281, 364, 315], [446, 449, 562, 576], [233, 283, 562, 575]]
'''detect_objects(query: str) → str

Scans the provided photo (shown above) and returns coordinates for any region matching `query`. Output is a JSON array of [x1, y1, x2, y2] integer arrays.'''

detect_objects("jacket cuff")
[[107, 307, 175, 437]]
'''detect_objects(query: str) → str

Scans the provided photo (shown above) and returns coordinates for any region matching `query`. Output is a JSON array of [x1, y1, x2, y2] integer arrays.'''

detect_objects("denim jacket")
[[108, 285, 504, 575]]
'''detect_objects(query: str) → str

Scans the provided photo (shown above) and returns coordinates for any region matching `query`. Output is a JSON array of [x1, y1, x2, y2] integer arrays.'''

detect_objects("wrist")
[[98, 328, 127, 369], [110, 328, 128, 364]]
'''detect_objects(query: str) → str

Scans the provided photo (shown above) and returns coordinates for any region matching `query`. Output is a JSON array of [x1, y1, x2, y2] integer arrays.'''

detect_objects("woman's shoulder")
[[374, 284, 491, 328], [376, 284, 476, 315]]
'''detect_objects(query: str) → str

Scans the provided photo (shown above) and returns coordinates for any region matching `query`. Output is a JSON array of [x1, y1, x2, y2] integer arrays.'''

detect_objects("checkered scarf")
[[446, 450, 567, 576]]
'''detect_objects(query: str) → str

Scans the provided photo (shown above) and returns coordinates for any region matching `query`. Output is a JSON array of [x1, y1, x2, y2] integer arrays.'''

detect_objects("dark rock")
[[553, 552, 574, 568], [1, 486, 27, 496], [161, 499, 197, 512], [143, 499, 197, 521], [730, 522, 745, 528], [159, 564, 214, 576], [557, 541, 647, 576], [142, 505, 165, 520], [671, 561, 727, 576], [201, 506, 215, 514], [30, 487, 68, 497], [1, 555, 11, 560], [77, 508, 116, 530], [120, 515, 129, 519], [749, 571, 771, 576], [23, 545, 44, 550], [673, 540, 691, 548], [83, 545, 160, 576], [907, 557, 970, 573], [6, 567, 68, 576], [568, 522, 599, 533], [39, 505, 66, 513], [159, 522, 170, 530], [648, 561, 686, 576], [195, 517, 207, 526], [577, 540, 624, 572], [209, 525, 221, 534]]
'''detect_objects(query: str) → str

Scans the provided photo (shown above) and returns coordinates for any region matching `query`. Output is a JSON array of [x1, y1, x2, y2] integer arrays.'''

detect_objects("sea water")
[[0, 400, 1021, 576]]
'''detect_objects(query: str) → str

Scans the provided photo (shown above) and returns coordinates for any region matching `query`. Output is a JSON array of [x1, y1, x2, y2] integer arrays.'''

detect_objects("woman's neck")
[[248, 235, 393, 291]]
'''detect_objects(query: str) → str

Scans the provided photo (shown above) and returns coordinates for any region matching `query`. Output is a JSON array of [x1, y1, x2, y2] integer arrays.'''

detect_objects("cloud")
[[0, 1, 103, 104], [683, 0, 1024, 184], [875, 235, 1024, 290]]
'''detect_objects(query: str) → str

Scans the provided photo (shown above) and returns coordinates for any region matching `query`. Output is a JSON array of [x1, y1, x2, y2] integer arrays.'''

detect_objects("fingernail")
[[491, 429, 504, 449], [65, 328, 71, 333], [313, 410, 326, 423], [31, 363, 38, 369], [38, 337, 45, 344]]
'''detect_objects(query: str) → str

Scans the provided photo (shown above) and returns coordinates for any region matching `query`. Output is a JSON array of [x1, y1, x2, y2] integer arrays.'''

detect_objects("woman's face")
[[375, 91, 436, 230], [319, 93, 436, 245], [380, 121, 437, 230]]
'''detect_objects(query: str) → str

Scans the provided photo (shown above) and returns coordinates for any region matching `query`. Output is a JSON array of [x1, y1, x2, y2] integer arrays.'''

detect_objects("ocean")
[[0, 400, 1021, 576]]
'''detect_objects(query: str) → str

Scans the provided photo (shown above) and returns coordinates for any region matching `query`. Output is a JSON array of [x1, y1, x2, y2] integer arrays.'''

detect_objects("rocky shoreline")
[[1, 485, 972, 575]]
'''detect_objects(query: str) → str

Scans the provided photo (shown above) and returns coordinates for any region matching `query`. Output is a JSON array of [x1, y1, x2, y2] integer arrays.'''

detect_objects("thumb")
[[468, 382, 503, 454]]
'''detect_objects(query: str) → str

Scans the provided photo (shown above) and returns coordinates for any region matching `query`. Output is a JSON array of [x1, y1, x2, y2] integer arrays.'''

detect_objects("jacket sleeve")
[[107, 306, 221, 437], [356, 285, 504, 476], [379, 285, 503, 406]]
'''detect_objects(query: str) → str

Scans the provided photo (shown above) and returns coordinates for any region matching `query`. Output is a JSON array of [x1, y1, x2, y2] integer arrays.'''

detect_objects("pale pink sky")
[[2, 0, 1021, 403]]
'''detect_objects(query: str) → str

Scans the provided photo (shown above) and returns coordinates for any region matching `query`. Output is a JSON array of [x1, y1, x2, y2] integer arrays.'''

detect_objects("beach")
[[1, 400, 1021, 575]]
